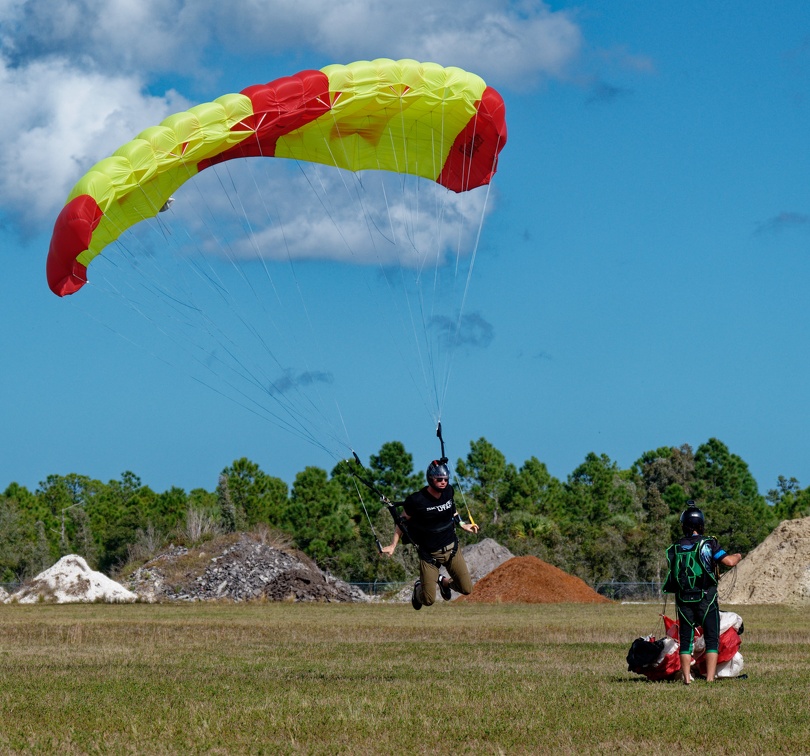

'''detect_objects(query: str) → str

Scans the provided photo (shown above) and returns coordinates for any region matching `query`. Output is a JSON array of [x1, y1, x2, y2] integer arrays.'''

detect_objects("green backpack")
[[663, 537, 716, 603]]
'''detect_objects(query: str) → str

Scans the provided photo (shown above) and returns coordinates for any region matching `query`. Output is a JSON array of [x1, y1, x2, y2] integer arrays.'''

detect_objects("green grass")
[[0, 602, 808, 754]]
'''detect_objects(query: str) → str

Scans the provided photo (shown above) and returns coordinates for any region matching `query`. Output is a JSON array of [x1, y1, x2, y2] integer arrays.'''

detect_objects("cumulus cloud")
[[200, 0, 582, 88], [160, 162, 493, 268], [0, 0, 580, 236], [3, 0, 209, 75], [0, 56, 188, 231]]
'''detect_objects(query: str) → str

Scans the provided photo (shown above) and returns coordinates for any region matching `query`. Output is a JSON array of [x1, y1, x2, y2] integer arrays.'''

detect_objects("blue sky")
[[2, 1, 809, 496]]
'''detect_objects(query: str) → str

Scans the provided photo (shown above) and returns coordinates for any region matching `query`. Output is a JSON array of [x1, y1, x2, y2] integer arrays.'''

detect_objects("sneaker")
[[438, 576, 452, 601], [411, 580, 422, 610]]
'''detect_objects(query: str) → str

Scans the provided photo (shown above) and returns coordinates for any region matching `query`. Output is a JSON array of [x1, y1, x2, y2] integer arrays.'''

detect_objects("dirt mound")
[[458, 555, 611, 604], [720, 517, 810, 605], [389, 538, 514, 603], [125, 533, 368, 603]]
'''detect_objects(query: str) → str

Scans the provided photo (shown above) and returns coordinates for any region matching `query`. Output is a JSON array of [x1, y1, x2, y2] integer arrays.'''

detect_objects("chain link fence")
[[594, 581, 664, 601], [349, 581, 410, 597]]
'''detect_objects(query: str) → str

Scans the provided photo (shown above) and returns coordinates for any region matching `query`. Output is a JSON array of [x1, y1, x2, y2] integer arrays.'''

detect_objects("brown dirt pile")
[[720, 516, 810, 605], [457, 555, 611, 604]]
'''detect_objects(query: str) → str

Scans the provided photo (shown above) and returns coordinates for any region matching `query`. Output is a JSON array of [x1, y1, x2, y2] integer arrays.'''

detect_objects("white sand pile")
[[720, 517, 810, 605], [8, 555, 138, 604]]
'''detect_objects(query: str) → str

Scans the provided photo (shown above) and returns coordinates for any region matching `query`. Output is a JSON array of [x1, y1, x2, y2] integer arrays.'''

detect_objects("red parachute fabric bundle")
[[662, 613, 742, 671], [628, 612, 744, 682]]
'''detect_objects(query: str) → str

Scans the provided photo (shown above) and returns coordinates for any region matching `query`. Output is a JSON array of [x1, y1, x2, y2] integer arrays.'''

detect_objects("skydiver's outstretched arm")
[[721, 552, 741, 567], [381, 525, 403, 557]]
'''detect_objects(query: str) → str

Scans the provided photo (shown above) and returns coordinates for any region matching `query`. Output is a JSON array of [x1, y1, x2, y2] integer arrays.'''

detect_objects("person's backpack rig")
[[662, 502, 717, 603], [663, 536, 717, 602]]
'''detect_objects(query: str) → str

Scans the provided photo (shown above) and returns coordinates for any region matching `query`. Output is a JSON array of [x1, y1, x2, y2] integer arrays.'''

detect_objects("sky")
[[2, 1, 810, 497]]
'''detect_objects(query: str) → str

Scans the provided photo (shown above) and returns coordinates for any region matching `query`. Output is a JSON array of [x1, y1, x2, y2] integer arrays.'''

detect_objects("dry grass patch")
[[0, 602, 808, 754]]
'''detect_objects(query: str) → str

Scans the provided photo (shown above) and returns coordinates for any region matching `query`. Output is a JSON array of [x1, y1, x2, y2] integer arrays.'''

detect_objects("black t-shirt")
[[402, 484, 457, 552]]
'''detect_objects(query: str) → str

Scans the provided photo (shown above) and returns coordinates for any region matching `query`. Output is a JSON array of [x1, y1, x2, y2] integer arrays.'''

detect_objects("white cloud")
[[4, 1, 581, 86], [202, 1, 581, 88], [3, 0, 207, 75], [0, 0, 577, 235], [0, 54, 188, 231], [162, 162, 493, 268]]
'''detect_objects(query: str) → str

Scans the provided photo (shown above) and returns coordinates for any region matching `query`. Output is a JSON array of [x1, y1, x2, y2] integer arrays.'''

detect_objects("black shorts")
[[676, 587, 720, 654]]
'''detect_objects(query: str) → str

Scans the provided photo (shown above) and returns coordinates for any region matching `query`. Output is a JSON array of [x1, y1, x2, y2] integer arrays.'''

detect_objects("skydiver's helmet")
[[680, 502, 705, 535], [426, 459, 450, 487]]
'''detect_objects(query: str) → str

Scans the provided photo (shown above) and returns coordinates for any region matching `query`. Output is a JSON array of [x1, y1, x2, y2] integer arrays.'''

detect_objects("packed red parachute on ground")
[[626, 612, 745, 681]]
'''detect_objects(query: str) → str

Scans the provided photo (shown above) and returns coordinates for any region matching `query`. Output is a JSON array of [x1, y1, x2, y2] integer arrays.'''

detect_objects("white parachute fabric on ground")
[[692, 610, 745, 678]]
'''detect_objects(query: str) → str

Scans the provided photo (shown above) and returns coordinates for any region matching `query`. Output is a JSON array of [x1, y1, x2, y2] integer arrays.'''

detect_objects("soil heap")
[[458, 555, 611, 604], [389, 538, 514, 602], [6, 555, 137, 604], [720, 516, 810, 605], [125, 532, 368, 603]]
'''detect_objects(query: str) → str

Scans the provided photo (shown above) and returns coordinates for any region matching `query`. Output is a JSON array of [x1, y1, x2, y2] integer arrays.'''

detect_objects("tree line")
[[2, 436, 807, 587]]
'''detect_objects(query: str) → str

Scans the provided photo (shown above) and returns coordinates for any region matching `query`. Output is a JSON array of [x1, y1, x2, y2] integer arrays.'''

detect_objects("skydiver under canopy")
[[381, 459, 479, 609]]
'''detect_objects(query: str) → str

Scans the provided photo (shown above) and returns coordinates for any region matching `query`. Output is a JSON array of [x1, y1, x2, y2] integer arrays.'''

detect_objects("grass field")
[[1, 601, 808, 754]]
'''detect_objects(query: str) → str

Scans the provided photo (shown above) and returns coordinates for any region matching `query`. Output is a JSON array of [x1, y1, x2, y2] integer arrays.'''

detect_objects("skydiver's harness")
[[663, 536, 719, 604], [349, 451, 460, 566], [349, 423, 468, 565], [412, 522, 460, 568]]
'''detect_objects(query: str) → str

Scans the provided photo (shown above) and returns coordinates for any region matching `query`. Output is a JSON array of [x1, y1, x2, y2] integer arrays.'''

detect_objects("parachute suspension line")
[[452, 472, 478, 529], [161, 177, 338, 443], [92, 286, 335, 452], [91, 166, 351, 460], [436, 422, 477, 528], [81, 266, 338, 454], [717, 564, 738, 602], [171, 153, 362, 458], [349, 450, 419, 551], [374, 92, 448, 425], [227, 153, 356, 456], [436, 120, 504, 414], [352, 478, 383, 554], [437, 176, 495, 414], [294, 104, 443, 425], [423, 90, 462, 422]]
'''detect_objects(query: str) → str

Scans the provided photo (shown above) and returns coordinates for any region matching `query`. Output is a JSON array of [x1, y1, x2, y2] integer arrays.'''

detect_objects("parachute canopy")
[[47, 58, 507, 296]]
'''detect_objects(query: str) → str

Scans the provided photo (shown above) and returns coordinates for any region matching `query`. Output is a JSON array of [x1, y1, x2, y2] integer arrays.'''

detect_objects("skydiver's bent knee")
[[448, 556, 473, 596]]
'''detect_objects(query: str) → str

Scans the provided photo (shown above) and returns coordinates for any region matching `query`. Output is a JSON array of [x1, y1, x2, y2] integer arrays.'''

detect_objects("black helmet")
[[680, 502, 705, 535], [426, 459, 449, 485]]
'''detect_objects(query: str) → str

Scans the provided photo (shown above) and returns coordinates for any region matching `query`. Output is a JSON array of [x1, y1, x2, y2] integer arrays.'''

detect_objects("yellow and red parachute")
[[47, 58, 507, 296]]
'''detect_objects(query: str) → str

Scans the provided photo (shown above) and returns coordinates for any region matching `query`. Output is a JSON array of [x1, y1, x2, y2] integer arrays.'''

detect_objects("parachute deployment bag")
[[664, 538, 714, 603]]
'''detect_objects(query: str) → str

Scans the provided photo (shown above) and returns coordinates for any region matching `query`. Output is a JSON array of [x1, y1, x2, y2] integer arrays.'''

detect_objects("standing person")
[[381, 459, 480, 610], [663, 502, 741, 684]]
